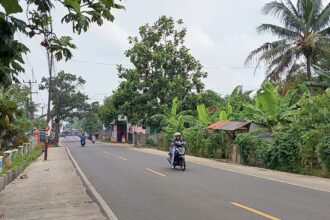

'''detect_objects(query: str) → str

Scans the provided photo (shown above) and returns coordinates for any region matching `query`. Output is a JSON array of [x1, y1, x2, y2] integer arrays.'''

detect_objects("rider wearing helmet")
[[170, 132, 185, 168]]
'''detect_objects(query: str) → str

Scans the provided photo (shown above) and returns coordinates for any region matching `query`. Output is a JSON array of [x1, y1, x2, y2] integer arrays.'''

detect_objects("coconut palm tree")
[[246, 0, 330, 82]]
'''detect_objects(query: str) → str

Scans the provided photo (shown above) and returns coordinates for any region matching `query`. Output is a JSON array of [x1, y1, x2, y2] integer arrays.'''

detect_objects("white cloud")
[[99, 22, 130, 49], [186, 26, 214, 49]]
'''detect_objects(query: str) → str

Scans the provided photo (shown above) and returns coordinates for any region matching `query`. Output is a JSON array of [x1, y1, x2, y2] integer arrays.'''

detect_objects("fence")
[[0, 141, 40, 192], [127, 132, 169, 150]]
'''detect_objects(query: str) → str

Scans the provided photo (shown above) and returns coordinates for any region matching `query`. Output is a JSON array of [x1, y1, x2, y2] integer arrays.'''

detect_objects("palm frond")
[[305, 0, 322, 29], [314, 2, 330, 32], [257, 24, 301, 39], [318, 26, 330, 37], [285, 0, 299, 17], [263, 1, 306, 32], [259, 41, 289, 62], [245, 40, 287, 66], [266, 47, 299, 82]]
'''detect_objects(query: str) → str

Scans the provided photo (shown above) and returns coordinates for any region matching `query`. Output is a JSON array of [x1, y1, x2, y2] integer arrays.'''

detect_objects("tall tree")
[[113, 16, 207, 126], [39, 71, 89, 145], [246, 0, 330, 82], [81, 102, 103, 135]]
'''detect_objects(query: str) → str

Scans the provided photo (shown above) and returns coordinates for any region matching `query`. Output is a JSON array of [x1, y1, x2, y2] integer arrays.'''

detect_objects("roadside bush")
[[157, 132, 171, 150], [267, 127, 302, 172], [146, 138, 155, 146], [318, 136, 330, 173], [183, 129, 228, 158], [235, 133, 271, 167], [183, 128, 204, 156]]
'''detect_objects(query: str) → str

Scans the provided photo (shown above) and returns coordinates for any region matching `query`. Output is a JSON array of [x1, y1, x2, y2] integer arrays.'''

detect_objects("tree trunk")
[[306, 55, 312, 80]]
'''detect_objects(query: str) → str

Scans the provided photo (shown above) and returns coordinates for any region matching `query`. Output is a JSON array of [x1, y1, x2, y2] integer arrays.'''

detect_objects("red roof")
[[208, 121, 251, 131], [208, 121, 229, 129]]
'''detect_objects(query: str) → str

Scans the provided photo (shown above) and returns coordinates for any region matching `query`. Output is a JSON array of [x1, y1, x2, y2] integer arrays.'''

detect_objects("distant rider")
[[170, 132, 185, 168], [79, 133, 86, 145]]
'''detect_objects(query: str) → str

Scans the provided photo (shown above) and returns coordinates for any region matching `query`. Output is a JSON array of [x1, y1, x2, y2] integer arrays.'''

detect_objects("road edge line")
[[66, 146, 118, 220]]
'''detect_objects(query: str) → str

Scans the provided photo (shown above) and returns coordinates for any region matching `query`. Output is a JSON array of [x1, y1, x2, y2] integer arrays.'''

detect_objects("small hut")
[[208, 121, 252, 163]]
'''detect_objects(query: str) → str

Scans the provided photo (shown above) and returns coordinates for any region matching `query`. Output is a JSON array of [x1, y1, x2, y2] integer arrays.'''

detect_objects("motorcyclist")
[[170, 132, 185, 168], [79, 133, 86, 145]]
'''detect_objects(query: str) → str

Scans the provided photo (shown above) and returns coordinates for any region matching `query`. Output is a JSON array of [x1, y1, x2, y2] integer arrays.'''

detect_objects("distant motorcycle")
[[167, 143, 186, 171], [81, 140, 86, 147]]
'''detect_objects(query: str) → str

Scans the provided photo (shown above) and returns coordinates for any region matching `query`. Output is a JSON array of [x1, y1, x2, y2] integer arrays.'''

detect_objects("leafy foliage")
[[318, 136, 330, 172], [235, 133, 271, 166], [39, 71, 89, 143], [243, 80, 308, 128], [80, 102, 103, 134], [151, 97, 194, 135], [0, 0, 124, 86], [0, 18, 29, 87], [106, 16, 207, 126], [306, 65, 330, 89], [0, 86, 32, 150], [246, 0, 330, 82]]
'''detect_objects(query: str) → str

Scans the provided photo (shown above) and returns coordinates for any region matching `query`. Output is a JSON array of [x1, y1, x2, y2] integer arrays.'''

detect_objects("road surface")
[[64, 136, 330, 220]]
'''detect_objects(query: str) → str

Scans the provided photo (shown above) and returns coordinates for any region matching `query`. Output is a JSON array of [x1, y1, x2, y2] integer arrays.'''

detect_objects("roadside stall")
[[208, 121, 251, 163]]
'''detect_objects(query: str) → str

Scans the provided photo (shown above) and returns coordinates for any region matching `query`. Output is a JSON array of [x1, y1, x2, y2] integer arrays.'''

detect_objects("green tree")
[[39, 71, 89, 144], [81, 102, 103, 135], [113, 16, 207, 126], [246, 0, 330, 82]]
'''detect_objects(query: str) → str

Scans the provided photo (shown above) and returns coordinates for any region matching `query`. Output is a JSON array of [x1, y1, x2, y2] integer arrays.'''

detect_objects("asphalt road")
[[64, 136, 330, 220]]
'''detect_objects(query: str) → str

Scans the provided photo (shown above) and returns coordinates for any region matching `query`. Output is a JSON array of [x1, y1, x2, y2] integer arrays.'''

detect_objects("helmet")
[[174, 132, 181, 137]]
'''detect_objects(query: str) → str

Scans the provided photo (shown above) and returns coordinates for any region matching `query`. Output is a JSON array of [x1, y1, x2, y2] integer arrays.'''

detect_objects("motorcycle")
[[81, 140, 86, 147], [167, 144, 186, 171]]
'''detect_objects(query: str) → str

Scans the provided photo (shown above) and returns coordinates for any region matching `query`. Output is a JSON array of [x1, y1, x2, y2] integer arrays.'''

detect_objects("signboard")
[[40, 131, 46, 140], [118, 115, 127, 121]]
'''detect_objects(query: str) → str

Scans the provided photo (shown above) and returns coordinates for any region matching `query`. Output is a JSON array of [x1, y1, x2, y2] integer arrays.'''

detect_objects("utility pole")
[[23, 80, 38, 119]]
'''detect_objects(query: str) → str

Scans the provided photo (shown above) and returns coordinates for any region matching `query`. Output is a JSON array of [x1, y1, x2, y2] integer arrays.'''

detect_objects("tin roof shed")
[[208, 121, 251, 131]]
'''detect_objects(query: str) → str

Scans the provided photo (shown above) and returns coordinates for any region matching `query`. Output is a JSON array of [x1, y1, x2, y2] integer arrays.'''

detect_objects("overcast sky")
[[17, 0, 279, 107]]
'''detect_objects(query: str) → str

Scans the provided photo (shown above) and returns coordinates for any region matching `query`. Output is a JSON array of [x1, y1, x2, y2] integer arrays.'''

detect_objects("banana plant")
[[218, 86, 240, 120], [243, 80, 309, 129], [151, 97, 194, 135]]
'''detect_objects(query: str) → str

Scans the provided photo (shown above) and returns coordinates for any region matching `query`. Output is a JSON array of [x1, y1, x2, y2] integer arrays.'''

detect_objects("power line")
[[70, 59, 124, 66], [68, 58, 266, 71]]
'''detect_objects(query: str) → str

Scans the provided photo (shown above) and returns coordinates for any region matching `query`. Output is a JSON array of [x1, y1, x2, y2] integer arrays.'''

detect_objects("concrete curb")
[[66, 146, 118, 220]]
